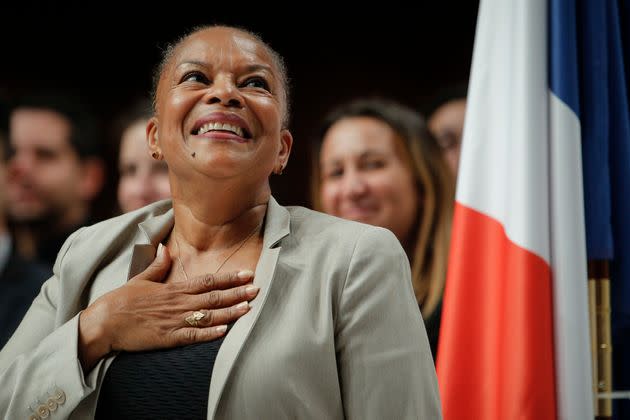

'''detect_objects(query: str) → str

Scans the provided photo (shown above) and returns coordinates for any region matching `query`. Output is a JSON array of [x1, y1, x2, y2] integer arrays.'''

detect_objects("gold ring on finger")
[[185, 311, 206, 327]]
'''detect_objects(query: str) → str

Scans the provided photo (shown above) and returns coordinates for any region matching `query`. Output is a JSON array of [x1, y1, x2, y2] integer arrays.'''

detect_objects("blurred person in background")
[[114, 98, 171, 213], [6, 92, 106, 269], [312, 98, 455, 358], [426, 83, 467, 177], [0, 107, 49, 348]]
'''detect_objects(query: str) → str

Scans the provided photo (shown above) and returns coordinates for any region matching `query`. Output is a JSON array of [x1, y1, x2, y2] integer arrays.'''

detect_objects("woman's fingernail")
[[246, 285, 260, 295], [236, 301, 249, 310], [238, 270, 255, 279], [216, 325, 228, 333], [157, 243, 165, 257]]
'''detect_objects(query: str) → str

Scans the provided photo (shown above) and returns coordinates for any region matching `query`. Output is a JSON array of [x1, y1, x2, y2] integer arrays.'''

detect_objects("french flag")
[[436, 1, 630, 419]]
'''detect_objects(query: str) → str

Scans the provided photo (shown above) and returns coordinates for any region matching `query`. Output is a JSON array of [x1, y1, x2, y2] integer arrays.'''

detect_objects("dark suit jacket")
[[0, 250, 50, 348]]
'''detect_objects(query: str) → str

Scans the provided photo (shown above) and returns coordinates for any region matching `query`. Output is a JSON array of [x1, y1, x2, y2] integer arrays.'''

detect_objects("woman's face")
[[319, 116, 419, 245], [149, 27, 291, 190], [117, 119, 171, 213]]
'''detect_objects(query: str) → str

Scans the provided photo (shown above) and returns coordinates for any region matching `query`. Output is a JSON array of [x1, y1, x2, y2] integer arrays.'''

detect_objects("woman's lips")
[[191, 112, 252, 139], [195, 130, 248, 143], [340, 206, 378, 221]]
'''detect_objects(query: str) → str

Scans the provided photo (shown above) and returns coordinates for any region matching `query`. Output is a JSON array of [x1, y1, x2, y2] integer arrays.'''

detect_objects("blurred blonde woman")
[[312, 98, 454, 358], [115, 99, 171, 213]]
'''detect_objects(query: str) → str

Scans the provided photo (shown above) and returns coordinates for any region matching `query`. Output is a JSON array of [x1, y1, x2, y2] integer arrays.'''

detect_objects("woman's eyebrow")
[[359, 150, 388, 159], [242, 64, 273, 73], [176, 60, 207, 69], [175, 62, 272, 72]]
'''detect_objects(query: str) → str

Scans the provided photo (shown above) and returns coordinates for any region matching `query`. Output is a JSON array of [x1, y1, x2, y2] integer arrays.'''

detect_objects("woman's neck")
[[170, 182, 269, 252]]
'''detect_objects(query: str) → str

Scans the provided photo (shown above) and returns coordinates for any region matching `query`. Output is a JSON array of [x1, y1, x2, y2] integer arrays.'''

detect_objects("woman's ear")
[[146, 117, 161, 155], [277, 129, 293, 171]]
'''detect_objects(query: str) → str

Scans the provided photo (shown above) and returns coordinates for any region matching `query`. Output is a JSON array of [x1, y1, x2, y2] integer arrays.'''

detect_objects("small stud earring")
[[151, 151, 161, 160]]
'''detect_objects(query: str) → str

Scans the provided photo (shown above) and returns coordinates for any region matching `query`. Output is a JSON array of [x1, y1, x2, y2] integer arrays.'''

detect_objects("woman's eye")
[[120, 164, 137, 177], [363, 160, 385, 170], [242, 77, 270, 90], [181, 71, 209, 84], [324, 168, 343, 179]]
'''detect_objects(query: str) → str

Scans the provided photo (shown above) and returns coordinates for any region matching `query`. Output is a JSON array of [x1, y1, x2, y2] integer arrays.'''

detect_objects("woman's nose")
[[205, 76, 243, 108], [342, 171, 369, 198], [133, 170, 156, 196]]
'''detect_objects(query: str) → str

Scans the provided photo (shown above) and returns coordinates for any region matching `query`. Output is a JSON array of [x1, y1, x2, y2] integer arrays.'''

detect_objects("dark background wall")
[[0, 3, 478, 209]]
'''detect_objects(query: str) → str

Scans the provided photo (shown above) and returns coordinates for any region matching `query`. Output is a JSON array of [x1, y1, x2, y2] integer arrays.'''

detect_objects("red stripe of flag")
[[437, 203, 556, 419]]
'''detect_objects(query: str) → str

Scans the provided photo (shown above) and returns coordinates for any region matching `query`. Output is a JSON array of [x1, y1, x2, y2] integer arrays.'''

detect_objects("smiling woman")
[[148, 27, 291, 186], [312, 98, 455, 358], [0, 25, 441, 419]]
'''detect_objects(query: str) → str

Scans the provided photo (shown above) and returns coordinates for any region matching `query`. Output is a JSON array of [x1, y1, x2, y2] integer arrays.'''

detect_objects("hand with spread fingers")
[[78, 244, 259, 371]]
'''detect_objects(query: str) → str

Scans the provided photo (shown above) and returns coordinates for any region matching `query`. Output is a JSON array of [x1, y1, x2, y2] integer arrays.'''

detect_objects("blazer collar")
[[126, 205, 174, 280], [127, 197, 290, 279], [138, 205, 175, 247], [134, 196, 289, 249], [262, 196, 291, 248]]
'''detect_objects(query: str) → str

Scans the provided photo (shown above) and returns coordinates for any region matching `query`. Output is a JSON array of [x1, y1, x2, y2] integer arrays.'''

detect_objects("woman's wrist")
[[78, 305, 112, 372]]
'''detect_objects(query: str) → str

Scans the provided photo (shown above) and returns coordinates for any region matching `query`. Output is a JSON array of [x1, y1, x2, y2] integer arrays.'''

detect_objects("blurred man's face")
[[428, 98, 466, 177], [7, 108, 85, 225]]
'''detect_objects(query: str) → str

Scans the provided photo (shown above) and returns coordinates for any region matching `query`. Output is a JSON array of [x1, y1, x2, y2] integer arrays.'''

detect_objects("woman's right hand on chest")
[[77, 244, 259, 371]]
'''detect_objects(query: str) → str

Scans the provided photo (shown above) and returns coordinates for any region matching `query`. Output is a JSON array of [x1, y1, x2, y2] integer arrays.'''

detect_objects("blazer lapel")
[[207, 197, 290, 418], [127, 208, 174, 280]]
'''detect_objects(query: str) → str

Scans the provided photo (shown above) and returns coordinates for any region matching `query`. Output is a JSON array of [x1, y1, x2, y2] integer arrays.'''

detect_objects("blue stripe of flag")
[[604, 1, 630, 418], [551, 1, 630, 418]]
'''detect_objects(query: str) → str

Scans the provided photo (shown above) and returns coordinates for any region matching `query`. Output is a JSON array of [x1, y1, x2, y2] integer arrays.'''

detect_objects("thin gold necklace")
[[174, 222, 262, 281]]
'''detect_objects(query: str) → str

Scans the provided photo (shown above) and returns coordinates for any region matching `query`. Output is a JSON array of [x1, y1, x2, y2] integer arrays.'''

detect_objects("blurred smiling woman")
[[0, 27, 441, 419], [115, 99, 171, 214], [313, 98, 455, 358]]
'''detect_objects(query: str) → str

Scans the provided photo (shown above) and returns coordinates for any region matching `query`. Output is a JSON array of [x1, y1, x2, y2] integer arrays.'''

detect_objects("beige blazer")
[[0, 197, 441, 419]]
